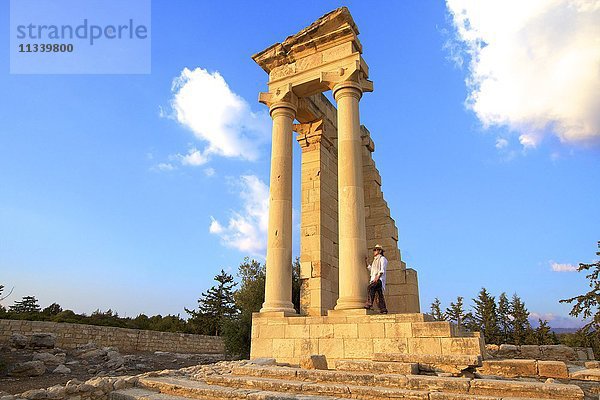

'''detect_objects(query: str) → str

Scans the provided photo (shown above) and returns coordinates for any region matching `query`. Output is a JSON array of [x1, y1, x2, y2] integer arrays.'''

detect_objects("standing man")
[[365, 244, 388, 314]]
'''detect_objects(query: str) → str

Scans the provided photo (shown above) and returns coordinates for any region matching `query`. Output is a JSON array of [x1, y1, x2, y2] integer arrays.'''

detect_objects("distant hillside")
[[551, 327, 579, 334]]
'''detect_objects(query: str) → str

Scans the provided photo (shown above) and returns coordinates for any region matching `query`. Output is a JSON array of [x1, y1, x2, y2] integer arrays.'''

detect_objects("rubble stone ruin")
[[250, 7, 485, 366]]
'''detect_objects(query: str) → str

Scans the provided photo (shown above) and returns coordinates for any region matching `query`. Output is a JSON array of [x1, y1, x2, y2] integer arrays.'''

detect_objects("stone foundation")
[[250, 310, 484, 366]]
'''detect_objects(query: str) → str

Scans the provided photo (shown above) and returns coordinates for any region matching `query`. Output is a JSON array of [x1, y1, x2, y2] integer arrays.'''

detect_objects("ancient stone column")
[[260, 96, 297, 315], [333, 81, 369, 310]]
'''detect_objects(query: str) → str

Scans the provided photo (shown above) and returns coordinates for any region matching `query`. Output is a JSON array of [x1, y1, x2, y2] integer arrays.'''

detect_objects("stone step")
[[232, 365, 470, 392], [206, 374, 578, 400], [373, 353, 482, 373], [228, 365, 583, 399], [132, 378, 333, 400], [373, 353, 482, 367], [334, 359, 419, 374], [206, 374, 431, 399]]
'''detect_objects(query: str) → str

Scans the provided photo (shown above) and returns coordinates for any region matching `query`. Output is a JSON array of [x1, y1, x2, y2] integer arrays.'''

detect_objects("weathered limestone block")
[[405, 375, 471, 393], [52, 364, 71, 374], [479, 359, 538, 378], [300, 354, 328, 370], [33, 352, 65, 366], [585, 361, 600, 369], [9, 333, 28, 348], [540, 344, 577, 361], [496, 344, 519, 358], [335, 359, 418, 374], [571, 368, 600, 381], [469, 379, 584, 399], [429, 394, 501, 400], [29, 333, 56, 348], [20, 389, 47, 400], [520, 344, 541, 359], [411, 322, 453, 338], [9, 360, 46, 377], [373, 353, 481, 374], [538, 360, 569, 379]]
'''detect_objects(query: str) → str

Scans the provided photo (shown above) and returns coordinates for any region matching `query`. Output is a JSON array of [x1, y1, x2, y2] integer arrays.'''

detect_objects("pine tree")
[[470, 288, 501, 344], [222, 258, 265, 357], [186, 269, 237, 336], [430, 298, 445, 321], [510, 294, 533, 345], [497, 292, 512, 344], [9, 296, 41, 313], [535, 319, 555, 345], [560, 241, 600, 354], [445, 296, 467, 329], [42, 303, 63, 316]]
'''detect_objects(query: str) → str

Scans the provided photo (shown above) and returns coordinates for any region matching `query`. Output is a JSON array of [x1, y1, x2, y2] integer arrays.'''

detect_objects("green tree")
[[445, 296, 467, 329], [222, 258, 265, 357], [131, 313, 151, 330], [560, 241, 600, 354], [148, 314, 187, 332], [186, 269, 238, 336], [430, 298, 445, 321], [42, 303, 63, 316], [535, 319, 555, 345], [9, 296, 41, 314], [497, 292, 512, 344], [510, 294, 533, 345], [470, 288, 501, 344]]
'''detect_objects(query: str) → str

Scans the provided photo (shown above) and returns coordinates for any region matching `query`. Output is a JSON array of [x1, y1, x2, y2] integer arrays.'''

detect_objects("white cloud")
[[209, 175, 269, 255], [168, 67, 270, 161], [204, 167, 216, 177], [156, 162, 175, 171], [495, 137, 509, 149], [446, 0, 600, 147], [179, 147, 209, 166], [550, 261, 578, 272]]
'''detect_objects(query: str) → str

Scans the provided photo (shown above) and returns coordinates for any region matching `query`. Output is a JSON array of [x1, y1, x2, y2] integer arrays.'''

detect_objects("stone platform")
[[250, 311, 485, 366], [113, 362, 585, 400]]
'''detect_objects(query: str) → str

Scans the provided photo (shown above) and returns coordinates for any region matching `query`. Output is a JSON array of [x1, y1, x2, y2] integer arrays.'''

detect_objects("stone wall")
[[0, 319, 225, 354], [487, 344, 595, 362]]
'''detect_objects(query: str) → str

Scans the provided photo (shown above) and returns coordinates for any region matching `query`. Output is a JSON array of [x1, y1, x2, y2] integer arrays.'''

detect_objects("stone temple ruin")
[[249, 7, 484, 367], [4, 8, 595, 400]]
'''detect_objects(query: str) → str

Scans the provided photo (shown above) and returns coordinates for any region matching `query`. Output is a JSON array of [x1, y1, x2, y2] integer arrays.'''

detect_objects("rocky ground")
[[0, 333, 228, 395]]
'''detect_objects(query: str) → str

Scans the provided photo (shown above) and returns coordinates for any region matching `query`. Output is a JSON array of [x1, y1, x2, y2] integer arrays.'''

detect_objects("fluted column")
[[260, 98, 297, 314], [333, 81, 369, 310]]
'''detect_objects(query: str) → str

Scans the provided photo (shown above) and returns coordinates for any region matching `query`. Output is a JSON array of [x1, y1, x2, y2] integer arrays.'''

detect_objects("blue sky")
[[1, 1, 598, 328]]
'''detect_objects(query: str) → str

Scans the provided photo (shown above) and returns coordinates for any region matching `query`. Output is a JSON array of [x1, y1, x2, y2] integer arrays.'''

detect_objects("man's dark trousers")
[[365, 280, 387, 313]]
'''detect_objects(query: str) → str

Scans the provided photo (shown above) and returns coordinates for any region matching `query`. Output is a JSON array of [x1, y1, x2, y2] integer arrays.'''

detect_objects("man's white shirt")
[[367, 255, 387, 291]]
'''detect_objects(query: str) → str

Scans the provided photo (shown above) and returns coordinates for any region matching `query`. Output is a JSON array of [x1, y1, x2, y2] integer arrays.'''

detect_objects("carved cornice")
[[252, 7, 361, 74]]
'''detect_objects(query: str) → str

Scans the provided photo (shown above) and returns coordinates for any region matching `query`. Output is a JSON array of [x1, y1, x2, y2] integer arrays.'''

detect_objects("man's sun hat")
[[374, 244, 384, 251]]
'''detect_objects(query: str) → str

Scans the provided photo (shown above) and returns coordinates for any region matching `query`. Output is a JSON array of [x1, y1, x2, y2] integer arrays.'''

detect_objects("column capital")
[[294, 119, 335, 150], [320, 61, 373, 99], [259, 84, 298, 117]]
